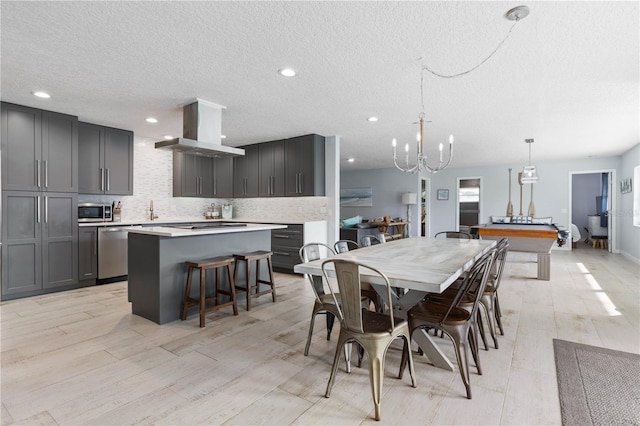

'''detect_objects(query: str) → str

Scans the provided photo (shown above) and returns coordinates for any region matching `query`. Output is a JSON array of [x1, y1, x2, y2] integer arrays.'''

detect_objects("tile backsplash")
[[79, 137, 329, 223]]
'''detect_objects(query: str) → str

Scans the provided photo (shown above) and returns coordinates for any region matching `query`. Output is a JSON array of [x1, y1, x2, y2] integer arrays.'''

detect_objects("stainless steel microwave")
[[78, 203, 112, 222]]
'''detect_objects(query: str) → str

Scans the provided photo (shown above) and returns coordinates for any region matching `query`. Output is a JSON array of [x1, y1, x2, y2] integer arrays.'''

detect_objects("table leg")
[[371, 285, 455, 371], [537, 253, 550, 281]]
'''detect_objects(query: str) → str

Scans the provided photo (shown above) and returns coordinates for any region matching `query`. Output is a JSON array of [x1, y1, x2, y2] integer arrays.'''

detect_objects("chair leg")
[[468, 325, 482, 376], [494, 295, 505, 335], [367, 353, 384, 421], [398, 335, 417, 387], [199, 267, 206, 328], [326, 312, 335, 340], [447, 327, 473, 399], [266, 256, 276, 302], [345, 343, 352, 374], [325, 334, 348, 398], [245, 259, 251, 311], [476, 310, 489, 351], [226, 264, 239, 316], [481, 298, 499, 349], [181, 266, 194, 320], [304, 309, 318, 356]]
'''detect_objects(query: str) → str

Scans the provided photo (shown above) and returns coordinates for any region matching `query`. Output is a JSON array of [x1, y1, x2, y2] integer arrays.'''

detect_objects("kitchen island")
[[127, 223, 286, 324]]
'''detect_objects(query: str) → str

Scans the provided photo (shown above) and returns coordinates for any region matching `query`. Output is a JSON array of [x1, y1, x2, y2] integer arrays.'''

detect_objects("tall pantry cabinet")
[[1, 102, 79, 299]]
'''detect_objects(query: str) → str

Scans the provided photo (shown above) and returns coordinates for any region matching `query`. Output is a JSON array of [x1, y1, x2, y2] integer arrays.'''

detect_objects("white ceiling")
[[1, 1, 638, 170]]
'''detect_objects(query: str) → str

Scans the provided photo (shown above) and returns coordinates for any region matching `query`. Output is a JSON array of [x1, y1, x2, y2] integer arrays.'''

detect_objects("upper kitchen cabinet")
[[78, 122, 133, 195], [259, 140, 285, 197], [233, 144, 260, 198], [173, 152, 213, 197], [285, 134, 325, 197], [212, 157, 234, 198], [1, 102, 78, 193]]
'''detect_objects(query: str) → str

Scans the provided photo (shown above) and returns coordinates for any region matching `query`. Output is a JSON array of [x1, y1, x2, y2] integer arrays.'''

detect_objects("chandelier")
[[391, 5, 530, 174], [392, 66, 453, 174]]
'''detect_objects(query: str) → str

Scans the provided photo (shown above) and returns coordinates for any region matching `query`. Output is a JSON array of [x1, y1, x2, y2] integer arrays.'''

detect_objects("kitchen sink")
[[168, 222, 247, 230]]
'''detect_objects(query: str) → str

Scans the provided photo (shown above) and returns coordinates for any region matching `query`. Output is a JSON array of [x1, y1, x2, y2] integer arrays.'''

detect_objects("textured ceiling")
[[1, 1, 638, 170]]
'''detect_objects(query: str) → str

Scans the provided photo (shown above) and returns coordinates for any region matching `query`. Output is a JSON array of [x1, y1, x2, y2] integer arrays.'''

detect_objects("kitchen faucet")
[[149, 200, 158, 221]]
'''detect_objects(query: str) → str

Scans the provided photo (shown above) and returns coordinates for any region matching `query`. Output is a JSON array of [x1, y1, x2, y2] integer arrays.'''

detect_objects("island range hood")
[[154, 99, 245, 158]]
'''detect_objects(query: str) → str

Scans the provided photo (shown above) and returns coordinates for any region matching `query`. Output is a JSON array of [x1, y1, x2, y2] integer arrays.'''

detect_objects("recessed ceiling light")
[[220, 134, 227, 139], [347, 158, 355, 163], [278, 68, 296, 77], [163, 135, 173, 140], [367, 116, 378, 122], [146, 117, 158, 124], [32, 91, 50, 99]]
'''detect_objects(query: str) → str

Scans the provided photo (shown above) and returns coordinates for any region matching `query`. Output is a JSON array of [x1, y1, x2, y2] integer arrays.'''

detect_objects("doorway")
[[569, 170, 615, 252], [421, 178, 430, 237], [456, 177, 482, 233]]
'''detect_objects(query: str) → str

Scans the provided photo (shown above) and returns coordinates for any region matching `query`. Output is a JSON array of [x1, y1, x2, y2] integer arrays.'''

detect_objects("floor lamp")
[[402, 192, 418, 238]]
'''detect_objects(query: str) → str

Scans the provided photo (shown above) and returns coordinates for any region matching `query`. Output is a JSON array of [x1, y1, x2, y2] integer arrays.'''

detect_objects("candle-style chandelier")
[[392, 65, 453, 174], [391, 5, 530, 174]]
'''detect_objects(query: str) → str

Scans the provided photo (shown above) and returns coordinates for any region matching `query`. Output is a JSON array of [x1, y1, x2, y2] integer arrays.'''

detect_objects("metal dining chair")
[[360, 234, 385, 247], [401, 248, 495, 399], [333, 239, 359, 253], [299, 243, 340, 355], [322, 258, 416, 421], [434, 231, 472, 239], [334, 239, 382, 313]]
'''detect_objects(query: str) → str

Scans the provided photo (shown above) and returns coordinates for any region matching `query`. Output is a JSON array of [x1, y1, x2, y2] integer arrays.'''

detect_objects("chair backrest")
[[438, 248, 495, 325], [434, 231, 472, 239], [334, 240, 359, 253], [299, 242, 336, 299], [360, 234, 384, 247], [491, 238, 510, 291], [321, 259, 395, 334]]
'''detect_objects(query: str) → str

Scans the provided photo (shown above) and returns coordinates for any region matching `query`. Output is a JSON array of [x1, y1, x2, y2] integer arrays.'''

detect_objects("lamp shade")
[[402, 192, 418, 205]]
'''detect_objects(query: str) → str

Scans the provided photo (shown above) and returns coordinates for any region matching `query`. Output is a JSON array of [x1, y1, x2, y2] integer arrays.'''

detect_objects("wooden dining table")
[[293, 237, 496, 371]]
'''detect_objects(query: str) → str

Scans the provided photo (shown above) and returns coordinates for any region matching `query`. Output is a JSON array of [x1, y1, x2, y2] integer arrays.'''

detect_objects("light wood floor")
[[2, 246, 639, 425]]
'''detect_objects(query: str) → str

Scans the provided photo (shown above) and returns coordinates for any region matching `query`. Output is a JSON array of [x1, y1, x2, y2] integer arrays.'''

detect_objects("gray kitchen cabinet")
[[270, 224, 303, 272], [78, 122, 133, 195], [259, 140, 285, 197], [233, 144, 260, 197], [78, 226, 98, 281], [1, 191, 78, 299], [173, 152, 214, 197], [1, 102, 78, 193], [212, 157, 234, 198], [285, 134, 325, 196]]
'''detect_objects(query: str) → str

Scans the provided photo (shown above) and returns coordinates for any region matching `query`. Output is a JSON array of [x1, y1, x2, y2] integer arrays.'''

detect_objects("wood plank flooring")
[[2, 246, 638, 425]]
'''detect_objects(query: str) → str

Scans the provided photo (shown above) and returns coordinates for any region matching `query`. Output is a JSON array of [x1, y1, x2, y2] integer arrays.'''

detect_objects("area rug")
[[553, 339, 640, 425]]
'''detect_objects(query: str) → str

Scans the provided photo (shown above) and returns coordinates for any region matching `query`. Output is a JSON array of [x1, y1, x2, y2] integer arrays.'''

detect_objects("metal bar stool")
[[181, 255, 239, 327], [233, 250, 276, 310]]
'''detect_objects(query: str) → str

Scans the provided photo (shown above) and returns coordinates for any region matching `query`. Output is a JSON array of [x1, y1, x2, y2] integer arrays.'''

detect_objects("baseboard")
[[620, 250, 640, 265]]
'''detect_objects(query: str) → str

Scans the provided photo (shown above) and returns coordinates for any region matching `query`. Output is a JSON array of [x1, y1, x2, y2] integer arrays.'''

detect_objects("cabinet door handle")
[[299, 173, 303, 194], [106, 169, 110, 192], [273, 234, 291, 239], [36, 159, 41, 188], [272, 251, 290, 256], [213, 177, 217, 196], [44, 196, 48, 223], [36, 196, 41, 224], [100, 168, 105, 191], [43, 160, 48, 188], [244, 177, 247, 196]]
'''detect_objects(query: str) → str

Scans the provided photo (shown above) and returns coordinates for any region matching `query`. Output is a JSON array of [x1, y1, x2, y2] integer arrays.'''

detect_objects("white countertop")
[[79, 218, 325, 227], [126, 223, 287, 237]]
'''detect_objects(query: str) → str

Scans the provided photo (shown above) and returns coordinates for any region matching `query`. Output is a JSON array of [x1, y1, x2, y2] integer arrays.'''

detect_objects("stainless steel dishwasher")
[[98, 226, 142, 280]]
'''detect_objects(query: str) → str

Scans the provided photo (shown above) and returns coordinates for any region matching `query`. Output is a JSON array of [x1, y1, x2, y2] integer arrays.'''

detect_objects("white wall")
[[427, 156, 623, 241], [340, 168, 421, 236], [618, 144, 640, 262]]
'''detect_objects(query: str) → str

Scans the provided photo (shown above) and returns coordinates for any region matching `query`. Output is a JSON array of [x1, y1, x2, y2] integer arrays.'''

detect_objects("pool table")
[[471, 223, 560, 280]]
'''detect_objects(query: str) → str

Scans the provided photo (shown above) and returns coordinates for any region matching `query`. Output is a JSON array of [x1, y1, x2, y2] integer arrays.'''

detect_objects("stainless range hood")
[[155, 99, 245, 158]]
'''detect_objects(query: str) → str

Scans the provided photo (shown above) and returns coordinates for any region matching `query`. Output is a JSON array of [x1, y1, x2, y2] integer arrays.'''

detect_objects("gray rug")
[[553, 339, 640, 425]]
